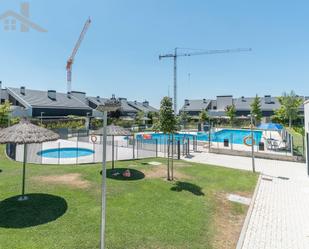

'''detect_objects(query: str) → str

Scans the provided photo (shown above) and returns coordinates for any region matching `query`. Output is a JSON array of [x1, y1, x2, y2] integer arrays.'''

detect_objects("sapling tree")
[[159, 97, 177, 180]]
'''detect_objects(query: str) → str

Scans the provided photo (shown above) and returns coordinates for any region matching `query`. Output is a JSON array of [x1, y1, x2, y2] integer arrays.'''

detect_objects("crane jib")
[[159, 47, 252, 113]]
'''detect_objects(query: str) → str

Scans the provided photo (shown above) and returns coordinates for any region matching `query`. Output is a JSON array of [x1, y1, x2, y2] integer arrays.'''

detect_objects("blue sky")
[[0, 0, 308, 108]]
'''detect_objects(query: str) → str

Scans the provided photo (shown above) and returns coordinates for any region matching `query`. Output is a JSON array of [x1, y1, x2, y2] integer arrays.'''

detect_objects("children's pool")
[[38, 148, 94, 158], [137, 129, 263, 145]]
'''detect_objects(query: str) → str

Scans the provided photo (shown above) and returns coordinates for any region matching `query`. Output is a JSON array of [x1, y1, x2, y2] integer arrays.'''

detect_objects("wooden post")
[[21, 144, 27, 197]]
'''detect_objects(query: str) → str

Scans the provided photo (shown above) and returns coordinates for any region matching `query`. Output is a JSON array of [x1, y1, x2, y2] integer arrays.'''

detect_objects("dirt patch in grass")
[[172, 162, 192, 168], [33, 173, 90, 189], [143, 164, 190, 180], [212, 192, 251, 249]]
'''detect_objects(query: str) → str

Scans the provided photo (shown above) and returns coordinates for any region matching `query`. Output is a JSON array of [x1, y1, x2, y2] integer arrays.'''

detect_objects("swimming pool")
[[38, 148, 95, 158], [206, 129, 262, 145], [137, 129, 263, 145]]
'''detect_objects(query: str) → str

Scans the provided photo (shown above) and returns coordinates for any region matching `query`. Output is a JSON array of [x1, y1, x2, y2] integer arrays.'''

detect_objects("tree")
[[250, 95, 262, 124], [277, 91, 302, 128], [147, 111, 157, 126], [199, 109, 209, 124], [272, 107, 286, 124], [135, 111, 145, 126], [225, 104, 236, 126], [0, 100, 11, 127], [159, 97, 177, 180], [180, 111, 189, 129]]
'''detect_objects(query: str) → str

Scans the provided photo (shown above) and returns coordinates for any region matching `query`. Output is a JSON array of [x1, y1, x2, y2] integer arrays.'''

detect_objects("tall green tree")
[[272, 107, 286, 124], [225, 104, 236, 126], [147, 111, 158, 126], [250, 95, 262, 124], [159, 97, 177, 180], [135, 111, 145, 126], [277, 91, 303, 128], [0, 100, 11, 127], [199, 109, 209, 124], [180, 111, 189, 129]]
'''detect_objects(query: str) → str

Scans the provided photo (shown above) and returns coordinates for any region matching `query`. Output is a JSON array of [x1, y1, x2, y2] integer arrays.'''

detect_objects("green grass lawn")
[[0, 147, 257, 249], [286, 127, 305, 156]]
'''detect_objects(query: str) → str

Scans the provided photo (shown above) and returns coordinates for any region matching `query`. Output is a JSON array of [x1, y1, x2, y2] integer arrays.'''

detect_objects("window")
[[4, 18, 16, 31]]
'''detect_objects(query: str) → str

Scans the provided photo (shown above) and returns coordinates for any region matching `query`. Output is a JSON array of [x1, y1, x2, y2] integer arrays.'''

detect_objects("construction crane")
[[66, 17, 91, 93], [159, 47, 252, 114]]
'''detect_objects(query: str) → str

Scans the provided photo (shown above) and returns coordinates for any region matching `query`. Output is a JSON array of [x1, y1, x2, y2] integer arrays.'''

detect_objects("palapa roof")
[[0, 120, 60, 144], [106, 125, 131, 136], [93, 125, 131, 136]]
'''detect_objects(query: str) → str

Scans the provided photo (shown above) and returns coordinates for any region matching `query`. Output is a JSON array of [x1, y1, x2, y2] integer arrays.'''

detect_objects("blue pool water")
[[137, 129, 262, 145], [206, 129, 262, 145], [38, 148, 94, 158]]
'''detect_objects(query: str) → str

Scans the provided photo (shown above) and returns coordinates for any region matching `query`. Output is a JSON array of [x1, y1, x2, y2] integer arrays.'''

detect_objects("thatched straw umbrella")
[[0, 119, 59, 201], [106, 125, 131, 170]]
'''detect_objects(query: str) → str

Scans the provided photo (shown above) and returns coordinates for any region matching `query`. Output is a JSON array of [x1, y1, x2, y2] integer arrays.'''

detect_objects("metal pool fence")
[[6, 134, 158, 165], [207, 127, 305, 162]]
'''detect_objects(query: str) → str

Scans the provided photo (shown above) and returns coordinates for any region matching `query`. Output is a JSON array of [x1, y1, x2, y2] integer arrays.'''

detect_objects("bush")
[[33, 118, 86, 130]]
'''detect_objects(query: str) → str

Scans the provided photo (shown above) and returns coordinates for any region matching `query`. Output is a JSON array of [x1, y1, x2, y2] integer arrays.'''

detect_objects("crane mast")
[[159, 47, 252, 114], [66, 17, 91, 93]]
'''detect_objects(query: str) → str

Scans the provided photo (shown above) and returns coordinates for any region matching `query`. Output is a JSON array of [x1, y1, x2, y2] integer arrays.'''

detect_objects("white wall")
[[304, 101, 309, 169], [216, 95, 233, 111], [305, 101, 309, 133]]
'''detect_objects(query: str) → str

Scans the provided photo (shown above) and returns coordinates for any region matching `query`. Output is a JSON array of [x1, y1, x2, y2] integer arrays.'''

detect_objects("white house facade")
[[304, 100, 309, 174]]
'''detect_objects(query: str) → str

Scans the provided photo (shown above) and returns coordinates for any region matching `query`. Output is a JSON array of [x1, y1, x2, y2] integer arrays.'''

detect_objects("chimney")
[[20, 3, 29, 32], [47, 90, 56, 100], [143, 100, 149, 107], [203, 98, 207, 104], [134, 100, 137, 105], [67, 91, 71, 98], [96, 96, 100, 102], [184, 99, 189, 106], [241, 96, 246, 102], [111, 94, 116, 100], [264, 95, 272, 104], [20, 86, 26, 95]]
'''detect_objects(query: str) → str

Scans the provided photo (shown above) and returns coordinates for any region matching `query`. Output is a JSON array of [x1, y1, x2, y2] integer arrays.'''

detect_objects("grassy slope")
[[0, 147, 257, 249]]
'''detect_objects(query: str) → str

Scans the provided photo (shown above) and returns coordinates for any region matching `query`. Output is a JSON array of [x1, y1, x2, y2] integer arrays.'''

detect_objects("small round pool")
[[38, 148, 94, 159]]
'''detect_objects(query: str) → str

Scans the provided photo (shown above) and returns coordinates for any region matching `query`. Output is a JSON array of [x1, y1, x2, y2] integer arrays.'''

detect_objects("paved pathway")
[[182, 152, 309, 249]]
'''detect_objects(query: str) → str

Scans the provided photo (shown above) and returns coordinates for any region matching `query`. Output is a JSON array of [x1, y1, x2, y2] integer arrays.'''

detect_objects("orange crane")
[[66, 17, 91, 93]]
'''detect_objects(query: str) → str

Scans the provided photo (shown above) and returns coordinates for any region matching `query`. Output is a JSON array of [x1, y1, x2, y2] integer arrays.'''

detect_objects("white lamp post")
[[248, 114, 257, 173], [96, 98, 120, 249], [40, 112, 45, 126]]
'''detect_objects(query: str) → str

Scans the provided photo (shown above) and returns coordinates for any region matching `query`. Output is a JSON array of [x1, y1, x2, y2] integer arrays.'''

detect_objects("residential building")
[[0, 83, 158, 119], [5, 87, 92, 118], [180, 95, 307, 120]]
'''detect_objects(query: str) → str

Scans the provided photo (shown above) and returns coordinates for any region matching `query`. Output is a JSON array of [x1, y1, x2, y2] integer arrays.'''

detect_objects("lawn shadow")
[[100, 168, 145, 181], [0, 169, 2, 173], [171, 181, 204, 196], [184, 154, 194, 159], [0, 193, 68, 228]]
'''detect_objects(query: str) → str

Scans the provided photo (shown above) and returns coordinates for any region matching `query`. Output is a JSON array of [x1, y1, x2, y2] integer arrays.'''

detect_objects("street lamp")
[[248, 114, 257, 173], [96, 98, 120, 249], [40, 112, 45, 126], [208, 116, 211, 153], [86, 112, 91, 130]]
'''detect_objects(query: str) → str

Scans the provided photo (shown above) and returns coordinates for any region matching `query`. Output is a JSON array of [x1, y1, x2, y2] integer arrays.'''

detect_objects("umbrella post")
[[0, 119, 59, 202], [18, 143, 28, 201]]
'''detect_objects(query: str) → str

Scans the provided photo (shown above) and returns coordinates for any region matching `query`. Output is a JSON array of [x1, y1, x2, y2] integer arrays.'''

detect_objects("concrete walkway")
[[182, 152, 309, 249]]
